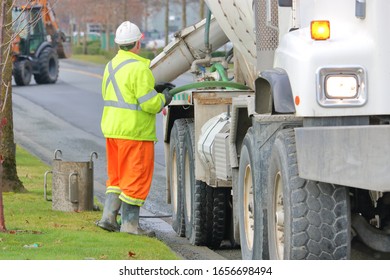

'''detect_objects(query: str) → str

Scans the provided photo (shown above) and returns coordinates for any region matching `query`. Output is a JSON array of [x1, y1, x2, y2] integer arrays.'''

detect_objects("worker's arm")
[[136, 67, 166, 114]]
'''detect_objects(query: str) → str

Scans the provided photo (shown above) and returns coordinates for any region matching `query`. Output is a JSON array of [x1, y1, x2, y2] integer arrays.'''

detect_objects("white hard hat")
[[114, 21, 142, 45]]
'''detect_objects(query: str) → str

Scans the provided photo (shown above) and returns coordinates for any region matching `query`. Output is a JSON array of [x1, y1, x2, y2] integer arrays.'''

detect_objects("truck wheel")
[[169, 119, 188, 237], [183, 121, 206, 245], [238, 128, 268, 259], [13, 60, 32, 86], [268, 129, 351, 259], [205, 186, 230, 249], [34, 47, 59, 84]]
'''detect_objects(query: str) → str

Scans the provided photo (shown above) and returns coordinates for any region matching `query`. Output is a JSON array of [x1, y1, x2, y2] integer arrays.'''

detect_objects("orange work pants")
[[105, 138, 154, 207]]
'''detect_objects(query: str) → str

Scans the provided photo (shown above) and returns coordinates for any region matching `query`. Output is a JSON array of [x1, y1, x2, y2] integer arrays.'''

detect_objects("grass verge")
[[0, 146, 179, 260], [70, 54, 110, 65]]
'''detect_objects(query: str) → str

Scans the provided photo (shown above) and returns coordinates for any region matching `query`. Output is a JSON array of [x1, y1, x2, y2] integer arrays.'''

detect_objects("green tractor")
[[12, 3, 68, 86]]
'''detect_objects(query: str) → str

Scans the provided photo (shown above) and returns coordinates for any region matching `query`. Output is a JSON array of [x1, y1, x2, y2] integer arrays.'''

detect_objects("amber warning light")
[[311, 21, 330, 40]]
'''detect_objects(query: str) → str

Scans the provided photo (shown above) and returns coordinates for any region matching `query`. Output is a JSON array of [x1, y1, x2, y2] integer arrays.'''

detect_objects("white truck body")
[[152, 0, 390, 259]]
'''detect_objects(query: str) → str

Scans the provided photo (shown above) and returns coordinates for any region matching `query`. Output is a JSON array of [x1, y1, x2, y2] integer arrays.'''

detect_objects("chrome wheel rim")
[[243, 164, 254, 251], [273, 171, 284, 259]]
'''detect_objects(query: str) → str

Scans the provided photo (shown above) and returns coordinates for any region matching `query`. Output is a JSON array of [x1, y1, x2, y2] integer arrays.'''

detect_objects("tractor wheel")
[[13, 60, 32, 86], [267, 128, 351, 259], [34, 47, 59, 84]]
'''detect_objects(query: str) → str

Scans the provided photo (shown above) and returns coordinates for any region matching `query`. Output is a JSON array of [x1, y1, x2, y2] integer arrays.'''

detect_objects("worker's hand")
[[163, 88, 172, 106], [155, 82, 176, 93]]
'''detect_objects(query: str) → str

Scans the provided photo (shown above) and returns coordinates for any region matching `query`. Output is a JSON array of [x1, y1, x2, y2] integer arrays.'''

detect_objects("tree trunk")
[[165, 0, 169, 45], [181, 0, 186, 29], [83, 21, 88, 55], [77, 23, 81, 46], [0, 163, 5, 231], [144, 0, 149, 32], [123, 0, 127, 23], [104, 24, 110, 52], [200, 0, 205, 19], [105, 11, 111, 52], [0, 0, 24, 194], [0, 0, 6, 232]]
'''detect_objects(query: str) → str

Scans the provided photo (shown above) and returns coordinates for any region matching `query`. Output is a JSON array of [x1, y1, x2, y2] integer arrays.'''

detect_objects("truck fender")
[[34, 42, 53, 58], [255, 68, 295, 114]]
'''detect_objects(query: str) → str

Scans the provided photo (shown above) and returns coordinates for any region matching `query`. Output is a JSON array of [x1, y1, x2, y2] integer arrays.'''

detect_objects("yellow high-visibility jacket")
[[101, 50, 165, 141]]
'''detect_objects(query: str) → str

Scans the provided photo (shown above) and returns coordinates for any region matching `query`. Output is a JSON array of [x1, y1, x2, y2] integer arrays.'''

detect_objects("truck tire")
[[267, 128, 351, 259], [238, 128, 268, 259], [182, 121, 206, 245], [13, 60, 32, 86], [34, 47, 59, 84], [169, 119, 189, 237], [205, 186, 230, 249]]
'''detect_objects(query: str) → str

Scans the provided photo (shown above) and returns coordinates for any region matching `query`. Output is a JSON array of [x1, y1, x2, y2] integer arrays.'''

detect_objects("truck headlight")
[[317, 67, 367, 107], [325, 75, 358, 98]]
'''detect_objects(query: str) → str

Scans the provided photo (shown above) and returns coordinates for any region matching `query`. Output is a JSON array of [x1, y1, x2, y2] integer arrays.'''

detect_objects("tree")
[[1, 0, 33, 231], [0, 0, 24, 194], [164, 0, 169, 45], [181, 0, 186, 29], [0, 0, 6, 232], [200, 0, 205, 19], [52, 0, 146, 52], [143, 0, 164, 33]]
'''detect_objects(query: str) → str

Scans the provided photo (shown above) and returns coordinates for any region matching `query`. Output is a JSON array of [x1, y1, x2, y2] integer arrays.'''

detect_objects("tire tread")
[[271, 129, 350, 260]]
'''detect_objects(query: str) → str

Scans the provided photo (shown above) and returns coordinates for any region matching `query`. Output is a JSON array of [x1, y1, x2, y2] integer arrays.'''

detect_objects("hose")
[[168, 81, 250, 97], [210, 63, 229, 81]]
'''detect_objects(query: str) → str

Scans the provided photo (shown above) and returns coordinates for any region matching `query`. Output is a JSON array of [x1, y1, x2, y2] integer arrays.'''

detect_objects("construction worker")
[[96, 21, 173, 236]]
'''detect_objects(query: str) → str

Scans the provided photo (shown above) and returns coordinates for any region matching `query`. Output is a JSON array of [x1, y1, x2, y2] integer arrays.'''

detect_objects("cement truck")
[[151, 0, 390, 260]]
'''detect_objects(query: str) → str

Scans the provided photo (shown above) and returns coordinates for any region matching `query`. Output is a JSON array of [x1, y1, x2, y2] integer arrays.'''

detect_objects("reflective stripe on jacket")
[[101, 50, 166, 141]]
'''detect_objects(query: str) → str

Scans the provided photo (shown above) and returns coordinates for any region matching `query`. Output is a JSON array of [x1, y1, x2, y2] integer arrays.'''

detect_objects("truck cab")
[[152, 0, 390, 260]]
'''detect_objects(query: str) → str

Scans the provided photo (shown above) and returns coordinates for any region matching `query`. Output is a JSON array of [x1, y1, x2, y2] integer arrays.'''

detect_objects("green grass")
[[70, 49, 157, 66], [0, 146, 180, 260], [70, 54, 110, 65]]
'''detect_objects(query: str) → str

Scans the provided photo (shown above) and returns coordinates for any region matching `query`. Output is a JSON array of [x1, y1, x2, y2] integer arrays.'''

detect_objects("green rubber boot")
[[120, 203, 155, 237], [96, 193, 121, 232]]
